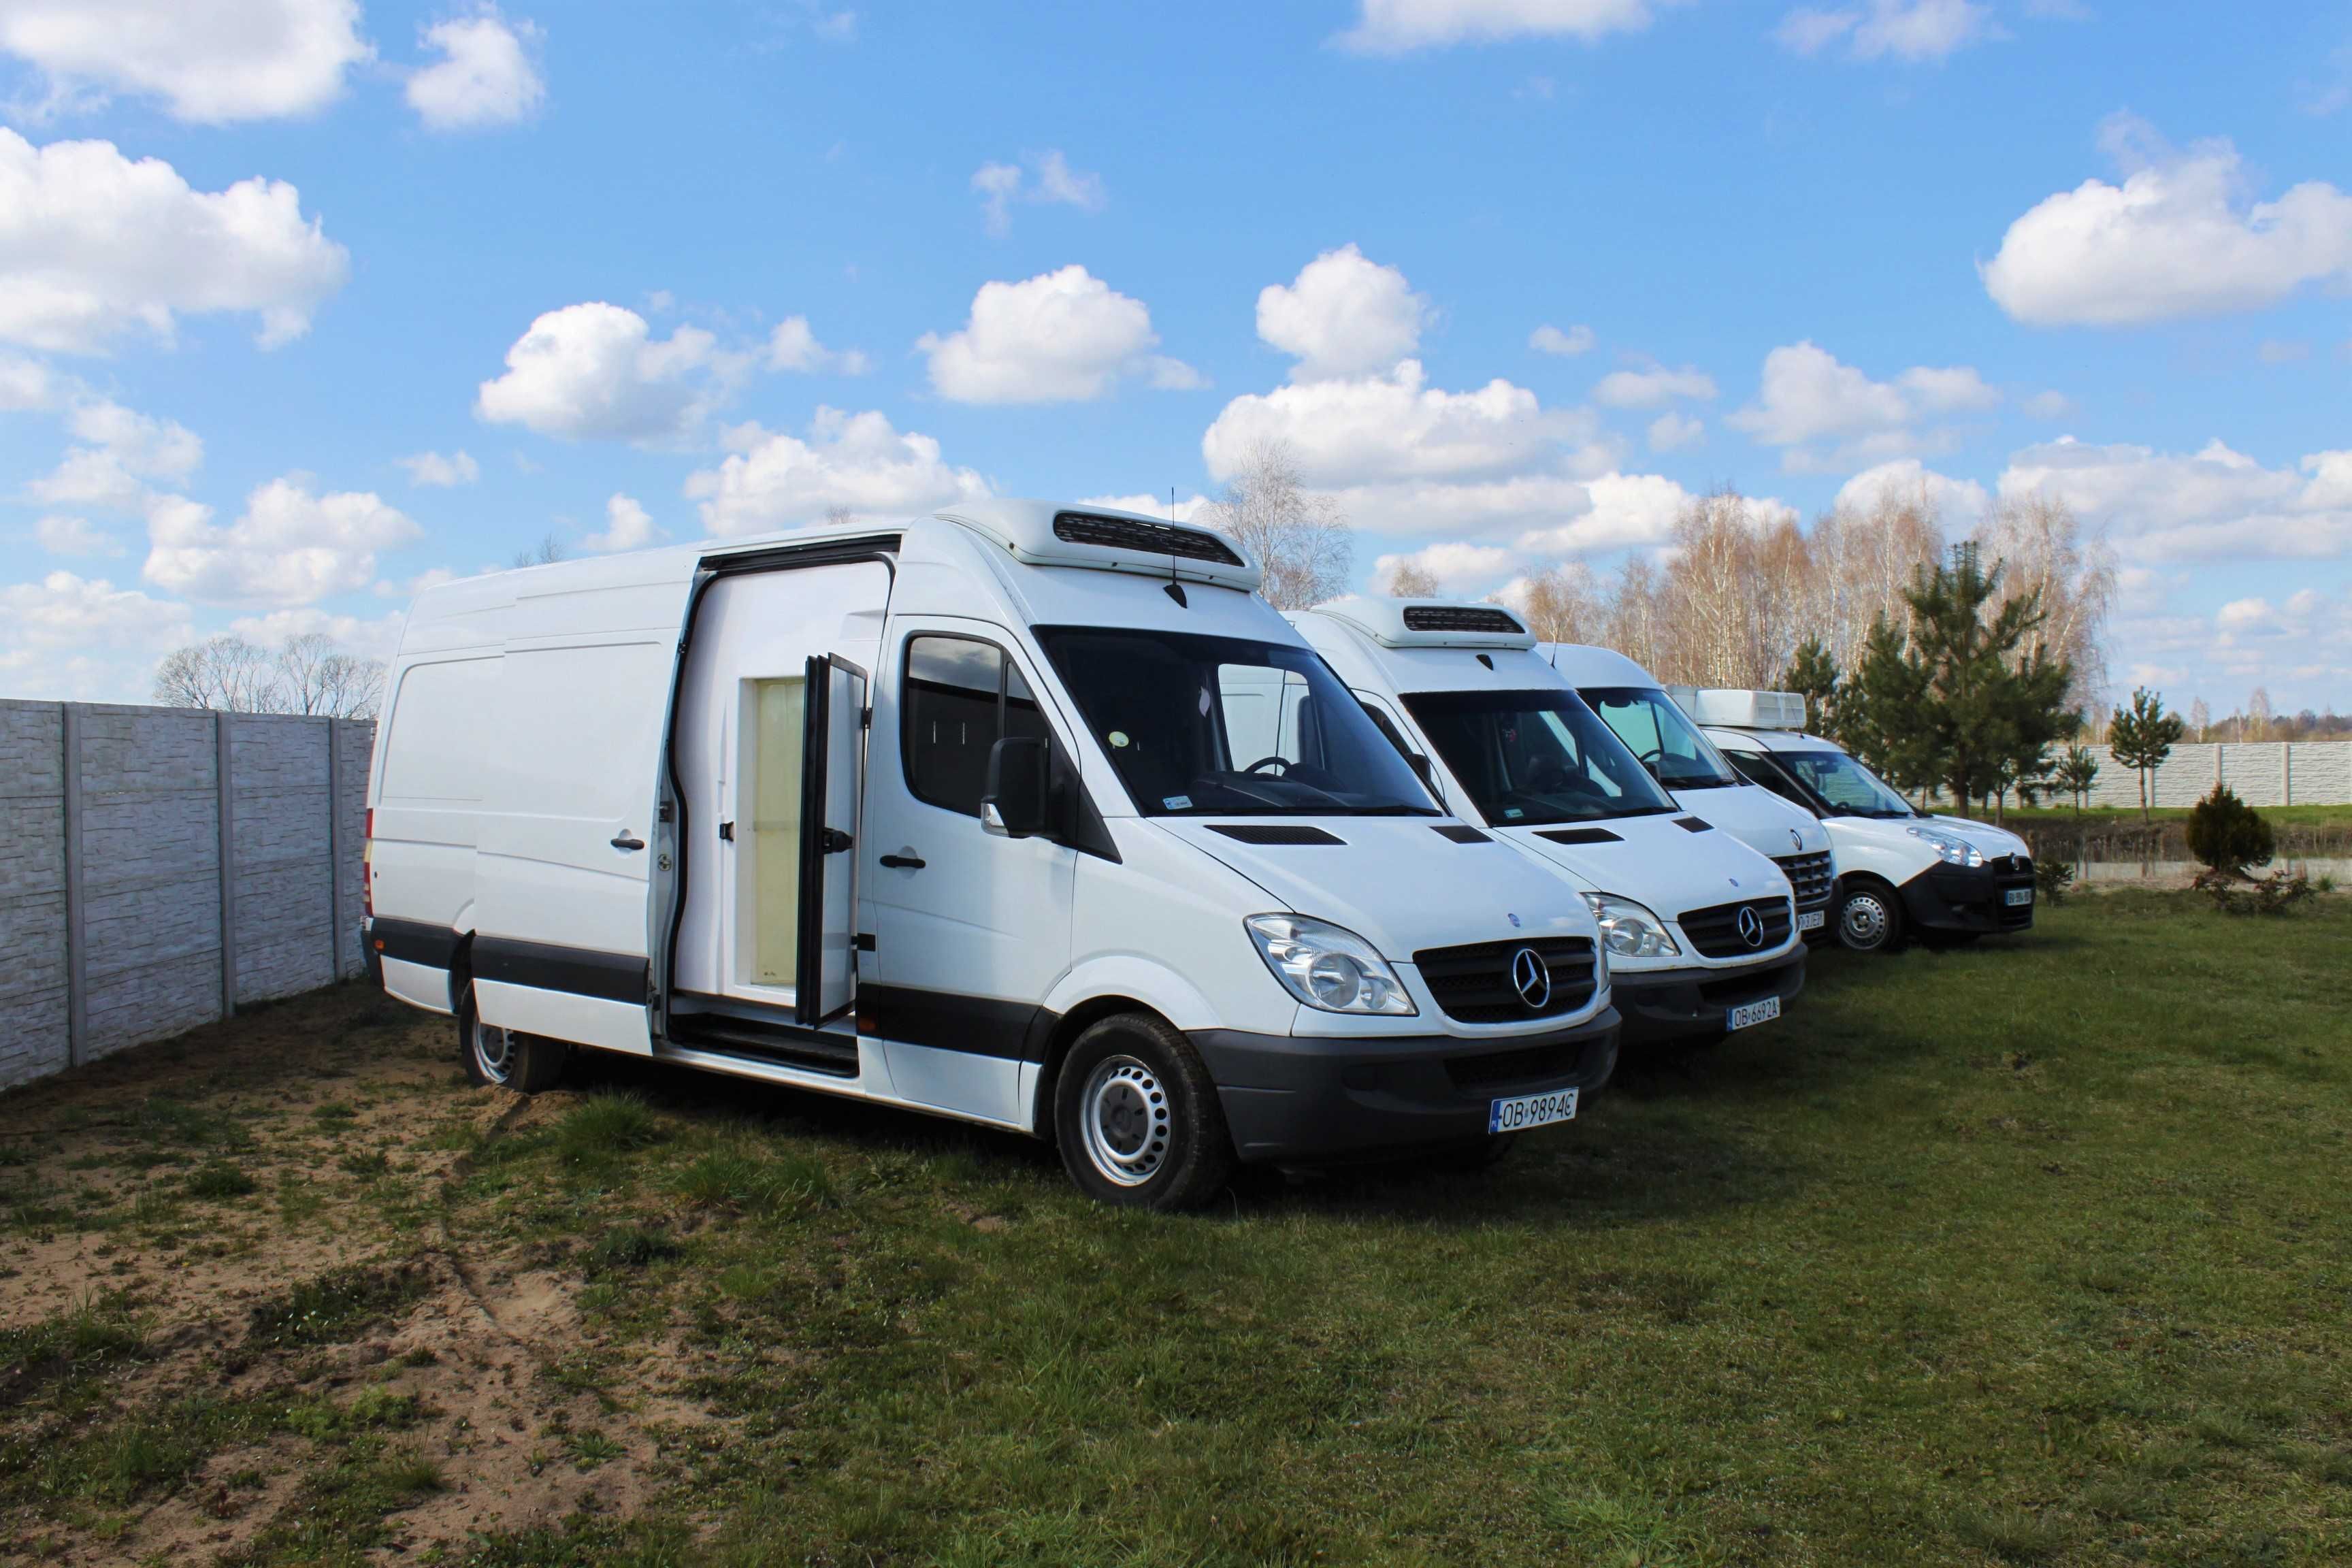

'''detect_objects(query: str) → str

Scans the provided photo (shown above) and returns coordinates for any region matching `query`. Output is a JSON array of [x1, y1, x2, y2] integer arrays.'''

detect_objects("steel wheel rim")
[[1079, 1055, 1171, 1188], [1842, 893, 1891, 949], [474, 1015, 516, 1084]]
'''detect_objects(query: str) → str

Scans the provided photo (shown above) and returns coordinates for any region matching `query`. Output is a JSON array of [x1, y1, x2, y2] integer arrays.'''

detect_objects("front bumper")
[[1899, 855, 2036, 935], [1611, 950, 1807, 1042], [1190, 1009, 1620, 1164]]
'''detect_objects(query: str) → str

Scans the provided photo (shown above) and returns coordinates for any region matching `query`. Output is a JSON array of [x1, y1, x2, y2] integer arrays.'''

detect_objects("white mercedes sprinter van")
[[1681, 690, 2036, 953], [363, 503, 1619, 1208], [1535, 644, 1837, 936], [1289, 600, 1806, 1045]]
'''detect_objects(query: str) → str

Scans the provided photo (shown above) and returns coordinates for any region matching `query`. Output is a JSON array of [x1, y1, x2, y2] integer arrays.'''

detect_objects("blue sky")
[[1, 0, 2347, 717]]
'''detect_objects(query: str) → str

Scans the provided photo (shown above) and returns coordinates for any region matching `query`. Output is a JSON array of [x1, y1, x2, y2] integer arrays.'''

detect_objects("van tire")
[[1053, 1013, 1235, 1211], [457, 984, 570, 1094], [1835, 879, 1904, 955]]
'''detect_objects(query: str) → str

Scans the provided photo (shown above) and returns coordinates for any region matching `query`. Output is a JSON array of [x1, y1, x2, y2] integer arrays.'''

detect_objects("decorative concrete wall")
[[2075, 742, 2352, 810], [0, 701, 373, 1091]]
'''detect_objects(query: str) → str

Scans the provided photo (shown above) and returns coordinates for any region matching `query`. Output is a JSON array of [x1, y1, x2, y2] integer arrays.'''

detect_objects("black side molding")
[[370, 917, 460, 970], [474, 936, 649, 1005], [1538, 827, 1623, 845], [857, 984, 1054, 1062]]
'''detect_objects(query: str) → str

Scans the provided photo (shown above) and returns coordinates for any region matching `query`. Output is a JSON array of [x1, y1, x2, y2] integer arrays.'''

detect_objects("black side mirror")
[[1407, 751, 1435, 789], [982, 736, 1051, 838]]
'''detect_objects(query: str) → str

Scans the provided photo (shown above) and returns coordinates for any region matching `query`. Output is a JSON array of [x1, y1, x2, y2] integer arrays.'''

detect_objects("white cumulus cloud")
[[0, 0, 370, 122], [143, 476, 419, 605], [971, 150, 1104, 234], [1776, 1, 1992, 63], [1530, 323, 1595, 357], [1833, 458, 1988, 526], [1983, 115, 2352, 327], [406, 5, 545, 131], [584, 493, 664, 553], [1078, 493, 1211, 523], [396, 449, 478, 487], [0, 568, 193, 700], [35, 514, 120, 556], [1647, 410, 1703, 451], [766, 315, 869, 376], [686, 409, 990, 535], [1999, 438, 2352, 561], [1257, 244, 1428, 382], [0, 131, 348, 353], [1593, 363, 1717, 408], [1729, 341, 1994, 472], [29, 397, 202, 511], [1337, 0, 1677, 54], [476, 301, 739, 443], [919, 265, 1192, 404]]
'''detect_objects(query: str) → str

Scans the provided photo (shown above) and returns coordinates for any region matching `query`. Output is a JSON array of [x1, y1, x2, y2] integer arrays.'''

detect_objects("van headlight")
[[1245, 915, 1416, 1016], [1582, 893, 1680, 959], [1906, 826, 1984, 868]]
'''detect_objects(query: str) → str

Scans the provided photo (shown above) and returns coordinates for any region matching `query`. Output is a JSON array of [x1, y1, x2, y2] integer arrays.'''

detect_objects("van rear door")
[[473, 574, 692, 1054]]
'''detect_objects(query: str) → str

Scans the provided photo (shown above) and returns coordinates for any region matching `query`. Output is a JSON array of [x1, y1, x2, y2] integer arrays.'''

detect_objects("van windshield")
[[1580, 685, 1742, 789], [1036, 627, 1440, 817], [1771, 747, 1918, 819], [1400, 689, 1680, 826]]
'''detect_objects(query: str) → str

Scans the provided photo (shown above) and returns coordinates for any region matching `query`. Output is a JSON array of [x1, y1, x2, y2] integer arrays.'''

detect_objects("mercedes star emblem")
[[1510, 946, 1552, 1009], [1735, 906, 1765, 948]]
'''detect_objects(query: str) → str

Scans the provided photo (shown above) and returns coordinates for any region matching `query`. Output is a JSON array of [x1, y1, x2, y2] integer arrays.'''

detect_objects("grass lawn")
[[3, 890, 2349, 1565], [2000, 803, 2352, 832]]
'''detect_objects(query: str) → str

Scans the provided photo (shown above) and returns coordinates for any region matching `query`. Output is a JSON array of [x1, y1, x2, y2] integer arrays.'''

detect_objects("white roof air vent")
[[1678, 687, 1808, 730], [1313, 596, 1537, 650], [936, 497, 1262, 591]]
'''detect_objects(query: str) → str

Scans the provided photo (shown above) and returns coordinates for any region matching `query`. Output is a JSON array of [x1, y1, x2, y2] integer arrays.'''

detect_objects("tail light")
[[361, 807, 374, 917]]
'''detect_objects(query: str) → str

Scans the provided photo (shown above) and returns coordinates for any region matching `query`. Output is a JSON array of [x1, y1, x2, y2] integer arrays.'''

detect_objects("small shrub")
[[2193, 868, 2315, 916], [673, 1147, 832, 1216], [585, 1224, 681, 1274], [555, 1092, 664, 1165], [185, 1160, 256, 1200], [2034, 858, 2075, 906], [248, 1262, 428, 1348], [2185, 785, 2274, 876]]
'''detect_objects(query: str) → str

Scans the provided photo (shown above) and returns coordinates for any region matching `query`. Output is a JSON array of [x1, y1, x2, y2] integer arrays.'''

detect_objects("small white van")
[[1290, 600, 1807, 1045], [363, 503, 1620, 1207], [1680, 690, 2036, 953], [1535, 644, 1838, 935]]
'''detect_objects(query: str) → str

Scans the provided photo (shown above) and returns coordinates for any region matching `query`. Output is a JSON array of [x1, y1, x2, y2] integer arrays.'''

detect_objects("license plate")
[[1727, 995, 1782, 1031], [1798, 908, 1826, 932], [2004, 887, 2034, 907], [1489, 1087, 1578, 1134]]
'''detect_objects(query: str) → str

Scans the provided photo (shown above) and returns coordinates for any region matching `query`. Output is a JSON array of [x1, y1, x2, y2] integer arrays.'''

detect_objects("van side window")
[[1730, 752, 1803, 804], [903, 635, 1041, 817]]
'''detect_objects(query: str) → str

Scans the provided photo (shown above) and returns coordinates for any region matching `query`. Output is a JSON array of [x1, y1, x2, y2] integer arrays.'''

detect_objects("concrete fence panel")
[[0, 700, 373, 1092], [2076, 742, 2352, 811]]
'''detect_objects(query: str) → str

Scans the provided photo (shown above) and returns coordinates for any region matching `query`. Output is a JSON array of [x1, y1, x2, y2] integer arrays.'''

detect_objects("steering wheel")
[[1635, 745, 1664, 767], [1242, 755, 1291, 776]]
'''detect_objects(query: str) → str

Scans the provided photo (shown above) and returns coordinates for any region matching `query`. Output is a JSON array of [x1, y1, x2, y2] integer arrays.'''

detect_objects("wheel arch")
[[1029, 994, 1170, 1139]]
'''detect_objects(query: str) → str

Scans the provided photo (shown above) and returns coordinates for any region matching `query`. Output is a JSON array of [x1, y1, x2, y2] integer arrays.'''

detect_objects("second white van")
[[1291, 600, 1808, 1045], [362, 503, 1622, 1208]]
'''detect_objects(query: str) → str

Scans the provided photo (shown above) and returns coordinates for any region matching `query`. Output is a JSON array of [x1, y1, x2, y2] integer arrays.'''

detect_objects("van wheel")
[[1836, 881, 1904, 955], [1054, 1013, 1235, 1211], [457, 985, 569, 1093]]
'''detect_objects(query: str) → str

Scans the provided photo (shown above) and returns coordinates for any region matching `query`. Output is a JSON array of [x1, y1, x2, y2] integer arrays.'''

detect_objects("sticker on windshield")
[[1164, 794, 1192, 810], [1503, 807, 1524, 819]]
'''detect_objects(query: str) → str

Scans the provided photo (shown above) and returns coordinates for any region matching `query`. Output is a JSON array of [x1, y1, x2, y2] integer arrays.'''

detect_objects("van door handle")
[[878, 853, 925, 870], [611, 833, 645, 851]]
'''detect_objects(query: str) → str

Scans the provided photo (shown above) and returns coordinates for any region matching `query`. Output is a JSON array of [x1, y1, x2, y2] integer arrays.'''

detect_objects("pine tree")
[[1898, 543, 2077, 819], [1781, 636, 1840, 738], [1838, 616, 1936, 802], [2053, 744, 2100, 815], [2108, 686, 2184, 825]]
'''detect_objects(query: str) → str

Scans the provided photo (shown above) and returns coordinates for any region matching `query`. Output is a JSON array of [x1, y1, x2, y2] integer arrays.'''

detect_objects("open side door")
[[796, 653, 867, 1026]]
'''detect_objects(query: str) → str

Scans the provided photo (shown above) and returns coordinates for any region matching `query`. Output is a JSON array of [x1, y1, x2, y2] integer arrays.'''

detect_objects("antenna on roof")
[[1168, 486, 1175, 523]]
